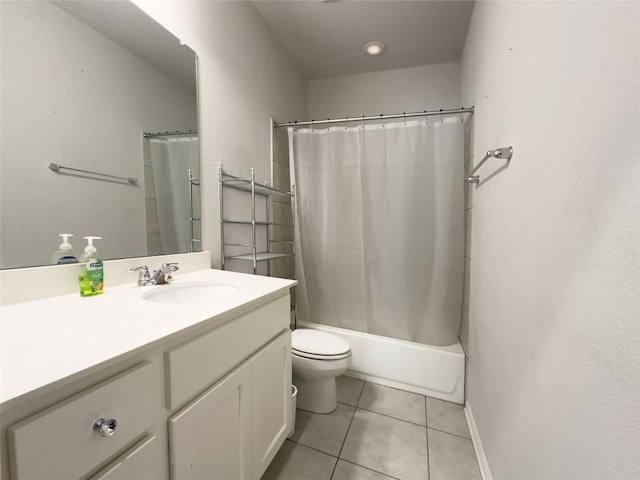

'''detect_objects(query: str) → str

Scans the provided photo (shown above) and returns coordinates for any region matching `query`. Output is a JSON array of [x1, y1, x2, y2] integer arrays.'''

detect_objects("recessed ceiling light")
[[362, 40, 386, 56]]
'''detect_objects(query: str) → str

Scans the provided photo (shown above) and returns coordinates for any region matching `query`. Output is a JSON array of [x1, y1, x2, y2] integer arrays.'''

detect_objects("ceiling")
[[53, 1, 474, 86], [252, 0, 475, 79]]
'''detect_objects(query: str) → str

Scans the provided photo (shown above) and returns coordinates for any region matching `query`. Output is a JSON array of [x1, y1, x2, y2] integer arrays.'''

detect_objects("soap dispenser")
[[52, 233, 78, 264], [78, 236, 104, 297]]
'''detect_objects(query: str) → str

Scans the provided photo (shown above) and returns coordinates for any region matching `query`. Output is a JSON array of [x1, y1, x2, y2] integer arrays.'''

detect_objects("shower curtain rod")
[[143, 129, 198, 139], [274, 106, 474, 128]]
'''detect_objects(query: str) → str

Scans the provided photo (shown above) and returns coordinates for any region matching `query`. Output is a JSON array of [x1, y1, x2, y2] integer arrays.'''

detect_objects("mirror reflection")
[[0, 0, 200, 269]]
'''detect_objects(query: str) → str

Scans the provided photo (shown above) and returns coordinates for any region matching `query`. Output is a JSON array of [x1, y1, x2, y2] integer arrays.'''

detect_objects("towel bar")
[[49, 163, 138, 185], [464, 146, 513, 183]]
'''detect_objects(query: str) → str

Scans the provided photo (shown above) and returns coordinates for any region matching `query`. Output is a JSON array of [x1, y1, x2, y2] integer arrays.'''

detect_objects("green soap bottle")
[[78, 236, 104, 297]]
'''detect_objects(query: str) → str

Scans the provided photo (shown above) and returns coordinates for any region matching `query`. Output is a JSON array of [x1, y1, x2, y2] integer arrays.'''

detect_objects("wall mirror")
[[0, 0, 200, 269]]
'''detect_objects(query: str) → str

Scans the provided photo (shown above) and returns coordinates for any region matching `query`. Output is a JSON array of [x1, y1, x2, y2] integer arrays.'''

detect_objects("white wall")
[[308, 62, 460, 120], [132, 0, 308, 269], [460, 2, 640, 479], [0, 1, 196, 268]]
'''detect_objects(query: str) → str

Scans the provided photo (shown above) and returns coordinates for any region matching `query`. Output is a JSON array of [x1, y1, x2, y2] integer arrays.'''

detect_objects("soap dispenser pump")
[[78, 236, 104, 297], [52, 233, 78, 264]]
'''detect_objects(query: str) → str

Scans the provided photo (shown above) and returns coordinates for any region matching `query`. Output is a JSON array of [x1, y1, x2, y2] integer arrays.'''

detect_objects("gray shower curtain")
[[289, 116, 464, 346]]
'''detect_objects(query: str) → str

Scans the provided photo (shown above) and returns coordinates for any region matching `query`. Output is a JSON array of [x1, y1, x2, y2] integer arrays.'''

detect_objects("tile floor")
[[262, 376, 482, 480]]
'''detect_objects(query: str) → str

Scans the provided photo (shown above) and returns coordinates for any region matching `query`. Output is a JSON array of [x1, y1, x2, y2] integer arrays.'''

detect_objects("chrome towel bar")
[[49, 163, 138, 185], [464, 146, 513, 183]]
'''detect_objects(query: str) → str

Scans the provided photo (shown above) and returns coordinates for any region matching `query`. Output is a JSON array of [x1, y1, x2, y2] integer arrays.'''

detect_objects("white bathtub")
[[296, 320, 465, 404]]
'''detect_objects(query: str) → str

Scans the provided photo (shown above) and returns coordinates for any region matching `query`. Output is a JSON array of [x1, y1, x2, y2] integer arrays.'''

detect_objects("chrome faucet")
[[129, 263, 179, 286]]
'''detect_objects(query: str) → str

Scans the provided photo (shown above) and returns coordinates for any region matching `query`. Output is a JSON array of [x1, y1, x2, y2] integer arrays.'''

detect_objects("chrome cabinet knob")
[[93, 418, 117, 437]]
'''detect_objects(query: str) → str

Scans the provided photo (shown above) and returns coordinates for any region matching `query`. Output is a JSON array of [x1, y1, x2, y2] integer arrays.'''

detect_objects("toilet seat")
[[292, 329, 351, 361]]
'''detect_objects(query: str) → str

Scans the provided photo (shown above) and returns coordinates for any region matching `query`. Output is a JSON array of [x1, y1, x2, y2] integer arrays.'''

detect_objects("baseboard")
[[464, 401, 493, 480]]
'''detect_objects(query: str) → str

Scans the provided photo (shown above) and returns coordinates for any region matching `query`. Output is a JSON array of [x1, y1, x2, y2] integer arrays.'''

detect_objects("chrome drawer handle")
[[93, 418, 117, 437]]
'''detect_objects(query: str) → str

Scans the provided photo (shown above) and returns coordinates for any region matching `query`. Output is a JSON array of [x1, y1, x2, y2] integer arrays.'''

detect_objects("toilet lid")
[[292, 329, 351, 357]]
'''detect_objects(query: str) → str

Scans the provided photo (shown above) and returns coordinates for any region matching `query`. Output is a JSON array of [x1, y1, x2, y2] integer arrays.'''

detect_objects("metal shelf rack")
[[219, 164, 294, 275], [188, 168, 201, 252]]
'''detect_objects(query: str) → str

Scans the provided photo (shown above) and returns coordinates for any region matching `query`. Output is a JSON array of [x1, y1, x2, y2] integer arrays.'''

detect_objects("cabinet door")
[[89, 435, 165, 480], [168, 362, 252, 480], [251, 331, 292, 480]]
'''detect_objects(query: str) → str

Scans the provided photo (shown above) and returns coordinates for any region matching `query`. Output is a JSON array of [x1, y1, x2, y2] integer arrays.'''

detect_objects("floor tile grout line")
[[291, 412, 470, 462], [354, 377, 428, 397], [336, 458, 405, 480], [328, 455, 339, 480], [343, 390, 471, 440], [340, 380, 428, 479], [287, 400, 359, 471], [358, 379, 463, 409], [427, 426, 473, 441], [287, 420, 349, 460], [353, 378, 367, 408], [334, 380, 365, 462], [355, 405, 428, 428], [329, 379, 367, 479], [285, 438, 339, 460], [357, 380, 436, 427], [329, 406, 353, 480], [317, 380, 470, 427]]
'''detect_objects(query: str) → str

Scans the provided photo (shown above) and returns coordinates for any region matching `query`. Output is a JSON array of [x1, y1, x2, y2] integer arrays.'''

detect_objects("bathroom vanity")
[[0, 259, 296, 480]]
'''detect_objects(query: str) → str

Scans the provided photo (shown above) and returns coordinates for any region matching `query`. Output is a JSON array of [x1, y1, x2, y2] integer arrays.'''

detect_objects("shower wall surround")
[[270, 127, 295, 280], [459, 115, 474, 357]]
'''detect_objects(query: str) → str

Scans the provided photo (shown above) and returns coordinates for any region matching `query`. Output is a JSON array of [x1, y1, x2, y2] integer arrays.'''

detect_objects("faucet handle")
[[160, 262, 179, 284], [128, 265, 149, 274], [128, 265, 150, 286]]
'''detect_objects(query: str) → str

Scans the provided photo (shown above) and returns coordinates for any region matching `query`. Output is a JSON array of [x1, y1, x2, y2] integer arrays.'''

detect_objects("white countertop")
[[0, 269, 296, 404]]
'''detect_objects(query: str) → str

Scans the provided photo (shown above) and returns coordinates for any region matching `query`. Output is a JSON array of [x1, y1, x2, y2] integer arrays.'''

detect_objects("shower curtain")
[[289, 117, 464, 346], [148, 136, 200, 254]]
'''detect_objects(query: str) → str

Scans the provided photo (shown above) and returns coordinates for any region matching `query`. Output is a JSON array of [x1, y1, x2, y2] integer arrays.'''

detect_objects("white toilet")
[[291, 329, 352, 414]]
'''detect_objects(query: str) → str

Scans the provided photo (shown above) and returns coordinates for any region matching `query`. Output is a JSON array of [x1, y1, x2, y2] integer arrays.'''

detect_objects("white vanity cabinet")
[[89, 435, 163, 480], [7, 362, 161, 480], [1, 287, 293, 480], [167, 297, 292, 480]]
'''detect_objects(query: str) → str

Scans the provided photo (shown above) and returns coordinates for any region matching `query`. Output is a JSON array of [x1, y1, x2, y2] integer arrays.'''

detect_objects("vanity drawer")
[[165, 294, 290, 409], [8, 362, 156, 480]]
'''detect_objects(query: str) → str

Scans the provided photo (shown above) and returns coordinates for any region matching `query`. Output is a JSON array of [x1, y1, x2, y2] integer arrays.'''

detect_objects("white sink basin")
[[142, 281, 240, 304]]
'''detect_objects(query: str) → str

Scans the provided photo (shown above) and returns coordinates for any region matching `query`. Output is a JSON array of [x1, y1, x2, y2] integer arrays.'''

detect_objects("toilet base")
[[293, 375, 338, 414]]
